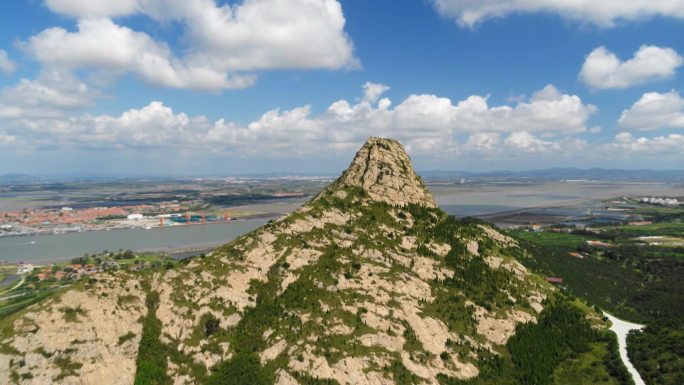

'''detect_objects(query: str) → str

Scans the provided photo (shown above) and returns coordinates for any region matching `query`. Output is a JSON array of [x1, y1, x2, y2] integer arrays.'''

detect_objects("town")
[[0, 176, 321, 237], [0, 201, 235, 237]]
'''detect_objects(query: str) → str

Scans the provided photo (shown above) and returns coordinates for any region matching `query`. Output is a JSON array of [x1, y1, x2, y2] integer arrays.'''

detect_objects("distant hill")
[[0, 174, 38, 183], [421, 167, 684, 182], [4, 167, 684, 184]]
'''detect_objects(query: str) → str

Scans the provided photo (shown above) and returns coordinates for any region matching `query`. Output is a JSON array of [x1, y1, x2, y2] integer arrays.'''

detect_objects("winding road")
[[603, 311, 646, 385]]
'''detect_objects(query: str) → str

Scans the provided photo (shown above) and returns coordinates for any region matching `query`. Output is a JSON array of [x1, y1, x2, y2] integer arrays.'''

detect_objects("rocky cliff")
[[325, 137, 436, 208]]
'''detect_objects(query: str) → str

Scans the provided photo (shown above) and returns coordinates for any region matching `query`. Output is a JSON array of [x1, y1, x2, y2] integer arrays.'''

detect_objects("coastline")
[[0, 216, 276, 265], [0, 212, 280, 239]]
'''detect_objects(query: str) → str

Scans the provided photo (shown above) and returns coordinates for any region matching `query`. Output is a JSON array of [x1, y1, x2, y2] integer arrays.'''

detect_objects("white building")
[[640, 197, 679, 206], [17, 263, 35, 274], [127, 213, 144, 220]]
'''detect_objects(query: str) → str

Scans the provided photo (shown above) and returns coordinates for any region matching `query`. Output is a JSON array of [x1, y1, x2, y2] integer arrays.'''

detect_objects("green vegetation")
[[53, 355, 83, 381], [438, 297, 632, 385], [205, 354, 272, 385], [508, 299, 596, 385], [0, 250, 177, 321], [387, 360, 422, 385], [118, 331, 136, 345], [627, 321, 684, 385], [510, 203, 684, 385], [0, 290, 54, 319], [551, 340, 626, 385], [60, 305, 86, 322], [134, 290, 172, 385]]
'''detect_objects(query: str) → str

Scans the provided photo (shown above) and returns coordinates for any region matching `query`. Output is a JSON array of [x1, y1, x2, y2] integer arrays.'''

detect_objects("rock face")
[[330, 137, 436, 208], [0, 137, 552, 385]]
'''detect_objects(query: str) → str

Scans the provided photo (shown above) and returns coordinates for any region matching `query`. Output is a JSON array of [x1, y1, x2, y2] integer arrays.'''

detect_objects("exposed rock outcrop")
[[326, 137, 436, 208], [0, 137, 555, 385]]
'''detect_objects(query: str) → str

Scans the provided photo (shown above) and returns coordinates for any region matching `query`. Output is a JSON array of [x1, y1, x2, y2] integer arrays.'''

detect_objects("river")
[[603, 312, 646, 385], [0, 218, 270, 264]]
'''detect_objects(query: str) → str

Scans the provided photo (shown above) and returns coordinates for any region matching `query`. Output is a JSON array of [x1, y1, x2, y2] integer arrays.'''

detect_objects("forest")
[[439, 297, 633, 385], [510, 218, 684, 385]]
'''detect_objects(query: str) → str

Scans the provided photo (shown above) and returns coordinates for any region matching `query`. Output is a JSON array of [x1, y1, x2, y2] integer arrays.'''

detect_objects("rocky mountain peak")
[[333, 137, 436, 207]]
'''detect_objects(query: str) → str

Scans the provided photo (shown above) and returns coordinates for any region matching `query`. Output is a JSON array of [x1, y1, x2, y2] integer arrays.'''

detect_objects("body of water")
[[441, 204, 517, 217], [0, 274, 19, 287], [2, 181, 684, 264], [0, 218, 270, 264]]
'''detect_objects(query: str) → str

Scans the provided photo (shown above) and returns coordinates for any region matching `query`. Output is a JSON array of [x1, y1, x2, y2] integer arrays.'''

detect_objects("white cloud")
[[8, 82, 684, 168], [30, 0, 357, 91], [606, 132, 684, 154], [0, 70, 95, 119], [0, 50, 15, 74], [23, 18, 254, 91], [450, 85, 596, 135], [0, 129, 17, 146], [464, 132, 500, 152], [619, 91, 684, 131], [580, 46, 683, 89], [45, 0, 141, 18], [144, 0, 358, 72], [362, 82, 390, 103], [431, 0, 684, 28], [0, 83, 597, 157], [504, 131, 559, 153]]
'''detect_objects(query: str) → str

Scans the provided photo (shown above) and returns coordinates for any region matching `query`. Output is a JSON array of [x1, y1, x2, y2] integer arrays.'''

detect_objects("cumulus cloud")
[[618, 91, 684, 131], [45, 0, 141, 18], [431, 0, 684, 28], [0, 83, 597, 157], [0, 50, 15, 74], [22, 18, 255, 91], [606, 132, 684, 154], [452, 85, 596, 135], [28, 0, 357, 91], [0, 70, 95, 119], [143, 0, 358, 72], [7, 82, 684, 167], [362, 82, 390, 103], [504, 131, 559, 153], [464, 132, 500, 152], [580, 46, 683, 89]]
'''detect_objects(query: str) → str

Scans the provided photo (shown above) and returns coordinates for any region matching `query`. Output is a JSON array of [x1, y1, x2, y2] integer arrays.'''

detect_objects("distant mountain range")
[[0, 173, 37, 183], [3, 167, 684, 184], [420, 168, 684, 182]]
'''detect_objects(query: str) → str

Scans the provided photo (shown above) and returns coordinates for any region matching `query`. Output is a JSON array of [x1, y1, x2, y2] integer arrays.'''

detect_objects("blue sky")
[[0, 0, 683, 175]]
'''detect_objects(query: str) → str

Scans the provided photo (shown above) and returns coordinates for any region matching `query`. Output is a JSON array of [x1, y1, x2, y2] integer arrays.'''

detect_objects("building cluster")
[[0, 202, 187, 236], [15, 259, 157, 282], [30, 263, 103, 281], [640, 197, 680, 206]]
